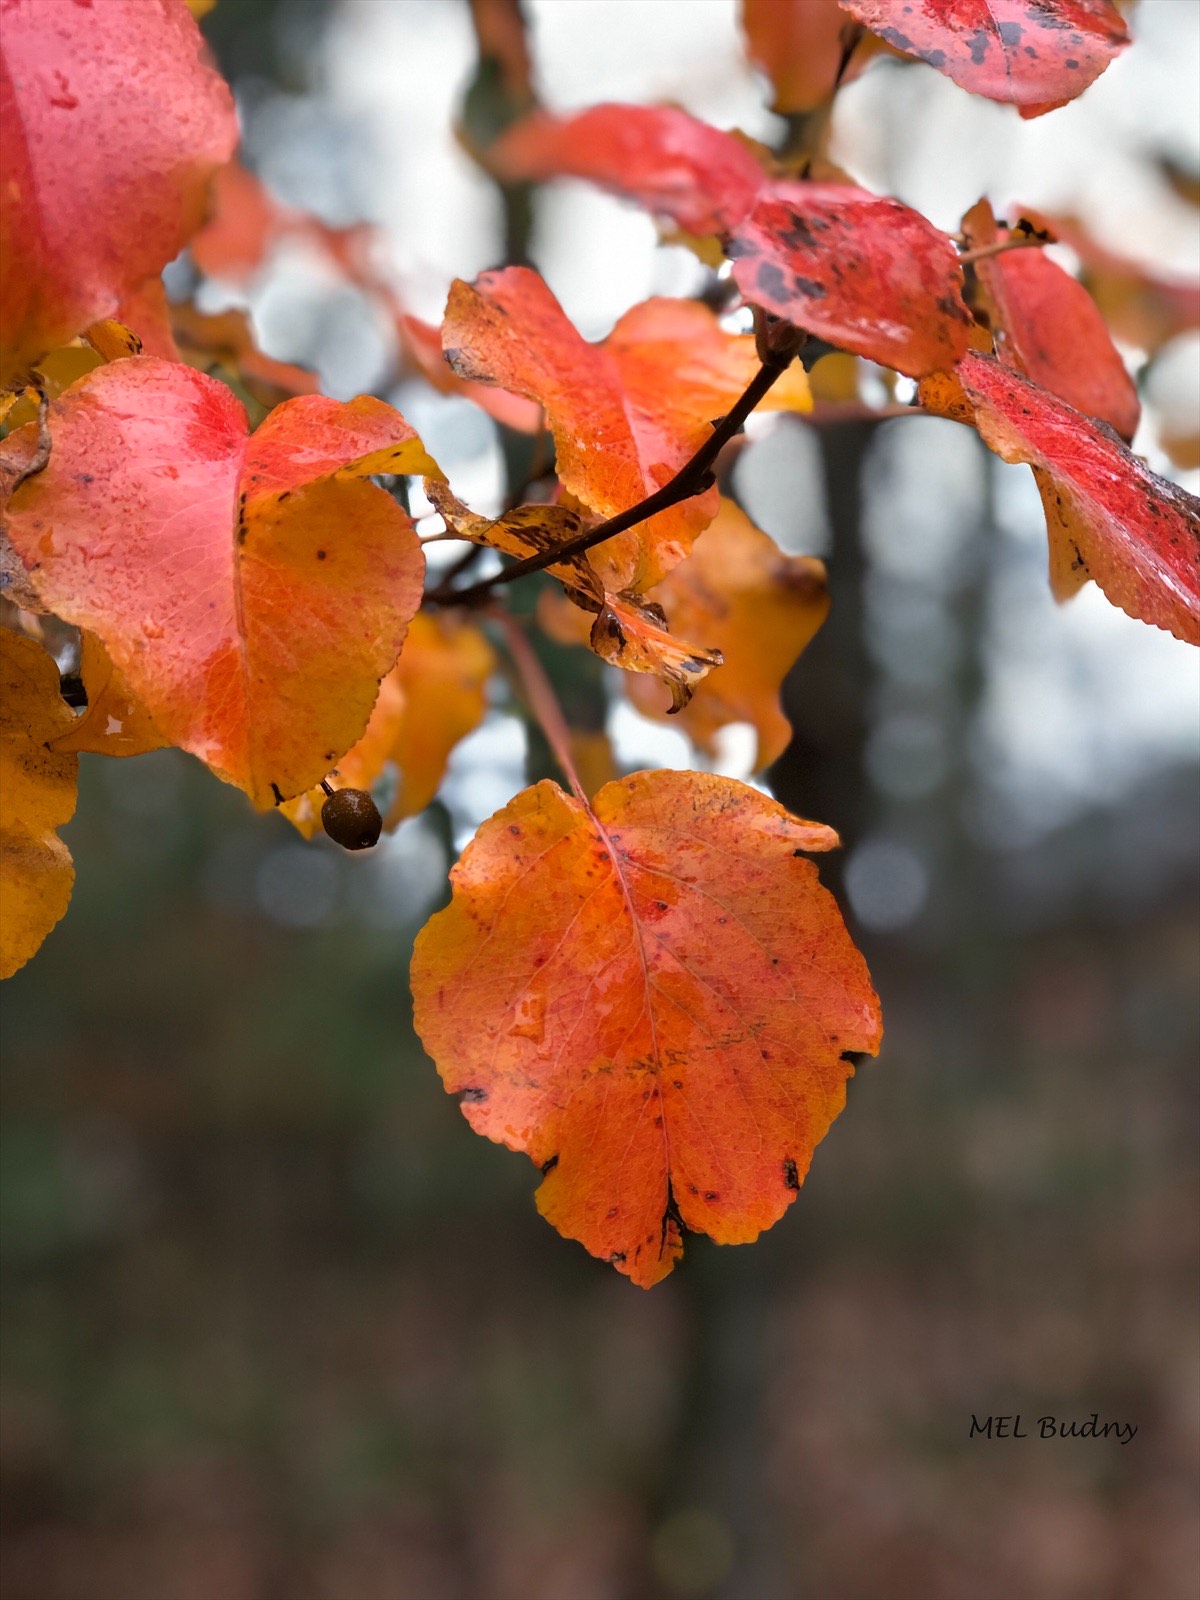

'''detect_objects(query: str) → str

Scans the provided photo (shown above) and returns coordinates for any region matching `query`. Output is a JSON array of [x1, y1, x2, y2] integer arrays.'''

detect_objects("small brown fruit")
[[321, 787, 382, 851]]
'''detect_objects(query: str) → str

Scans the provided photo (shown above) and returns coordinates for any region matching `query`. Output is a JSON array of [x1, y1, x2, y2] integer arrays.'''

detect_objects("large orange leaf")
[[442, 274, 811, 590], [0, 0, 237, 385], [0, 630, 77, 978], [838, 0, 1128, 116], [927, 353, 1200, 641], [412, 770, 881, 1287], [729, 183, 971, 377], [964, 199, 1139, 442], [5, 358, 438, 805]]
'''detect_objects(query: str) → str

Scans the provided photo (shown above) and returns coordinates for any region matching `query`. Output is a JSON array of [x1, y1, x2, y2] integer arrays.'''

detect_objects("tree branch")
[[427, 350, 795, 608], [496, 610, 588, 804]]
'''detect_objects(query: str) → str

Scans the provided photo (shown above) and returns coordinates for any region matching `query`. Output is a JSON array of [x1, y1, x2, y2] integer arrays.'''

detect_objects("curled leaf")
[[589, 593, 723, 714]]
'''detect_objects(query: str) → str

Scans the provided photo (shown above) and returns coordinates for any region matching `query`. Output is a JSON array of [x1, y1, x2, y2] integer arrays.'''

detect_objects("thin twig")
[[957, 234, 1046, 269], [10, 380, 51, 494], [428, 353, 794, 608], [496, 610, 587, 804]]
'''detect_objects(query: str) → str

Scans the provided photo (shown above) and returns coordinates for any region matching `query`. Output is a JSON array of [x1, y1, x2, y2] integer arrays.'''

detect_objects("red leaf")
[[948, 352, 1200, 641], [411, 770, 881, 1286], [489, 103, 768, 235], [838, 0, 1129, 117], [4, 359, 438, 805], [490, 106, 971, 378], [964, 200, 1140, 441], [0, 0, 237, 384], [730, 182, 971, 377], [441, 271, 811, 590]]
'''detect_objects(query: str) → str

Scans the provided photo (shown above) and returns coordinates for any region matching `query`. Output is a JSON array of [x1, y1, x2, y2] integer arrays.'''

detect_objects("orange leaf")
[[50, 632, 164, 759], [729, 183, 971, 377], [425, 481, 604, 610], [838, 0, 1128, 117], [588, 593, 724, 714], [398, 314, 543, 434], [283, 612, 495, 836], [963, 199, 1139, 441], [412, 770, 881, 1286], [934, 353, 1200, 641], [5, 358, 439, 806], [442, 275, 811, 589], [629, 498, 828, 766], [742, 0, 871, 112], [0, 630, 77, 978], [0, 0, 237, 384]]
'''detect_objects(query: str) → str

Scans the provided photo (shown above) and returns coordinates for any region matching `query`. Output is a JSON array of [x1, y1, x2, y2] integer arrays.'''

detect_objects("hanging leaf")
[[412, 769, 881, 1286], [729, 182, 971, 377], [4, 358, 438, 806], [0, 630, 78, 979], [0, 0, 237, 384], [837, 0, 1129, 117], [963, 199, 1139, 441], [925, 352, 1200, 641], [441, 273, 811, 589]]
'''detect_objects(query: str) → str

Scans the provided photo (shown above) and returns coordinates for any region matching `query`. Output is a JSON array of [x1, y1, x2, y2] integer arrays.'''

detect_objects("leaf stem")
[[427, 352, 795, 608], [957, 234, 1046, 268], [496, 610, 587, 805]]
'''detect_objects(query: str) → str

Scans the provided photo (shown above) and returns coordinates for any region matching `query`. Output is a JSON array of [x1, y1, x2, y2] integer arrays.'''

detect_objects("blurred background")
[[2, 2, 1198, 1597]]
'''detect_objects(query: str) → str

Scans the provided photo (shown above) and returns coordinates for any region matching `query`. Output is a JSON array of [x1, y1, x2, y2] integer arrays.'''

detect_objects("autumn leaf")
[[742, 0, 875, 112], [283, 612, 496, 836], [50, 633, 164, 759], [411, 769, 881, 1286], [588, 593, 724, 714], [489, 109, 970, 379], [1021, 209, 1200, 357], [5, 358, 439, 806], [629, 499, 828, 765], [425, 481, 604, 611], [838, 0, 1129, 117], [0, 0, 237, 385], [963, 199, 1139, 441], [729, 182, 971, 377], [441, 273, 812, 590], [488, 104, 768, 236], [398, 314, 543, 434], [0, 630, 78, 979], [926, 352, 1200, 642]]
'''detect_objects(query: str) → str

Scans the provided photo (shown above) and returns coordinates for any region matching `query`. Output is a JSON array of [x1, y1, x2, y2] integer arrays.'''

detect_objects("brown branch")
[[426, 351, 796, 608], [957, 234, 1047, 269], [9, 380, 51, 494]]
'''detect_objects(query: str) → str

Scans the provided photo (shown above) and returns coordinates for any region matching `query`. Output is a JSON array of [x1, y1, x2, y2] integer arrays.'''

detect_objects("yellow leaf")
[[1, 631, 78, 978]]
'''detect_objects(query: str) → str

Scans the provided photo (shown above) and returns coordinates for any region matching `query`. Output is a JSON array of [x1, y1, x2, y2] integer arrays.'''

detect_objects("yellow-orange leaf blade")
[[412, 770, 881, 1287], [0, 631, 78, 978]]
